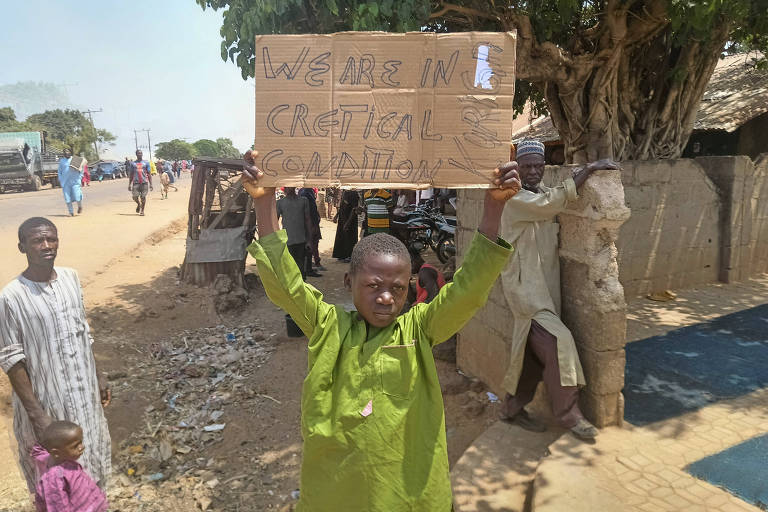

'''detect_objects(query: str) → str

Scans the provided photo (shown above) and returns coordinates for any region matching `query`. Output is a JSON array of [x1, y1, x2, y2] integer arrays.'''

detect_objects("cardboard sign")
[[254, 31, 516, 189], [69, 155, 87, 172]]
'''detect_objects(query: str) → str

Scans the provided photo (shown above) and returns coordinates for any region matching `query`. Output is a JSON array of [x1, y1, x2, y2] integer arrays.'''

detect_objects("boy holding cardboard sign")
[[243, 150, 520, 511]]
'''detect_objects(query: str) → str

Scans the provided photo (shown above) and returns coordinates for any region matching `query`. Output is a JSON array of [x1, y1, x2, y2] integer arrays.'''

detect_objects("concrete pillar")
[[557, 169, 631, 427]]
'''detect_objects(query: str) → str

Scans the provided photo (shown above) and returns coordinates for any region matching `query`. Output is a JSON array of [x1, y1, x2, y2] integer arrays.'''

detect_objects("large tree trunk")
[[503, 3, 731, 163]]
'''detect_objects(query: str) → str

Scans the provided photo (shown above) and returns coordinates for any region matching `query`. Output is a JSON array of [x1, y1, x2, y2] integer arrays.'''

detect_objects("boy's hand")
[[242, 150, 273, 199], [487, 161, 522, 202]]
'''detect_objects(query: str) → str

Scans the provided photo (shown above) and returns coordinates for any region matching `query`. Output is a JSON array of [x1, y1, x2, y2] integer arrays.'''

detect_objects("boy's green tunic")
[[249, 230, 511, 512]]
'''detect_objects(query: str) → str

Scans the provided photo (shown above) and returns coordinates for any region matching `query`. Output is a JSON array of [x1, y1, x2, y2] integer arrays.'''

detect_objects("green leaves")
[[156, 139, 197, 161], [194, 0, 767, 158], [18, 109, 114, 160], [195, 0, 434, 80]]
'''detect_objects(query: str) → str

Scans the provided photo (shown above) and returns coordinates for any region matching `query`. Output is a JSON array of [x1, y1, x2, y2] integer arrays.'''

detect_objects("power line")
[[141, 129, 152, 161], [81, 108, 102, 160]]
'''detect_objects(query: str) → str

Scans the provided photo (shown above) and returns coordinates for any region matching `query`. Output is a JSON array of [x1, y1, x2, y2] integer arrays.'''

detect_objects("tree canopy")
[[1, 108, 115, 160], [0, 107, 31, 132], [155, 137, 242, 160], [156, 139, 197, 160], [197, 0, 768, 162], [215, 137, 242, 158], [192, 138, 221, 157]]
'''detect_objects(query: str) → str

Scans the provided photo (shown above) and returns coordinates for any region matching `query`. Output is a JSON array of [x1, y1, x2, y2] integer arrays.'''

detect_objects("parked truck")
[[0, 131, 60, 193]]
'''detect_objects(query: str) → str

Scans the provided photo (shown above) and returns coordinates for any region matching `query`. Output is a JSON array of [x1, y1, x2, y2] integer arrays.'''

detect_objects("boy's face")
[[51, 427, 84, 462], [346, 253, 411, 328]]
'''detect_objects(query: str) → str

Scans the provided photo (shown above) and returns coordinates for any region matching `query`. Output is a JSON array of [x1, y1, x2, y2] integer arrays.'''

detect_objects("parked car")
[[91, 160, 124, 180]]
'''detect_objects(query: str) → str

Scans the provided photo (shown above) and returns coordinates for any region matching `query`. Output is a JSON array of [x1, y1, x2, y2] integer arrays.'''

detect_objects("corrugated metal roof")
[[512, 52, 768, 142], [695, 53, 768, 132], [512, 116, 558, 143]]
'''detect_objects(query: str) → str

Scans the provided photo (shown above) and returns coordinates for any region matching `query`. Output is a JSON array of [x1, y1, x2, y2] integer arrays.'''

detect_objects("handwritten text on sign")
[[254, 32, 517, 188]]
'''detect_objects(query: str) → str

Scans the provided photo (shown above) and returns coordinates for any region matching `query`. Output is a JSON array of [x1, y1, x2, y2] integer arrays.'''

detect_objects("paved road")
[[0, 176, 192, 286]]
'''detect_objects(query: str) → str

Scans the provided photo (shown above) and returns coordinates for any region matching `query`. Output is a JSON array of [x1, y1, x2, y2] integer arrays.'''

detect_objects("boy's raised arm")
[[242, 151, 329, 337], [418, 163, 521, 345]]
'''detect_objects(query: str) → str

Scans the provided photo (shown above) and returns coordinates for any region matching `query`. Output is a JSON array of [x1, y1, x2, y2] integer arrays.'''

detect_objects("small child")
[[32, 421, 108, 512], [242, 151, 521, 511]]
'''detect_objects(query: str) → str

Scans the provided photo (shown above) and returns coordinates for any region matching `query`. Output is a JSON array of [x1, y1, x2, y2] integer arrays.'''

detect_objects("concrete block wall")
[[695, 154, 768, 281], [616, 160, 720, 297], [456, 156, 768, 427], [455, 188, 512, 396], [748, 155, 768, 276]]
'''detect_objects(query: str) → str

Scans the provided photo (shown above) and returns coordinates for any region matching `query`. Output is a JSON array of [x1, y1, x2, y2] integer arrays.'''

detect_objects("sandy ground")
[[0, 177, 192, 508], [0, 215, 500, 511], [3, 188, 763, 509], [626, 275, 768, 343]]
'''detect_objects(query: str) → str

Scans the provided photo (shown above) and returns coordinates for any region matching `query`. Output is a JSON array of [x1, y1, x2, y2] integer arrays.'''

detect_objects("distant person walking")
[[81, 162, 91, 187], [57, 149, 83, 217], [128, 150, 153, 216], [325, 187, 339, 221]]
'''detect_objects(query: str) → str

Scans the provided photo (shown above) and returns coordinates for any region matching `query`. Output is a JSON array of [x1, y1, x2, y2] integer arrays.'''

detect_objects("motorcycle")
[[434, 218, 456, 263], [391, 200, 456, 263]]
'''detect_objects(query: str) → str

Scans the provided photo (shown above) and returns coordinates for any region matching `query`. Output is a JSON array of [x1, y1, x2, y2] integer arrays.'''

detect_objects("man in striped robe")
[[0, 217, 111, 493]]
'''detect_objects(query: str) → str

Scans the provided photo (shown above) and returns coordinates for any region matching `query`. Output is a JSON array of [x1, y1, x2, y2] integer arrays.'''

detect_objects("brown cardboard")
[[254, 31, 516, 189]]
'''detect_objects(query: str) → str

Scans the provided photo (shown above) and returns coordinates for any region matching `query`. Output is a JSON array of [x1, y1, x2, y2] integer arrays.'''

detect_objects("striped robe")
[[0, 268, 111, 492]]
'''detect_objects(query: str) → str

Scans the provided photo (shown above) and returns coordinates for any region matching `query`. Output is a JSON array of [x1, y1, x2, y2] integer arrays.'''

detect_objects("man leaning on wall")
[[498, 139, 619, 441]]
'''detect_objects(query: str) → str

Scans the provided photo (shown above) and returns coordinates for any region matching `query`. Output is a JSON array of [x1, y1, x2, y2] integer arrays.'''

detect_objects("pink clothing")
[[415, 263, 447, 304], [31, 445, 107, 512]]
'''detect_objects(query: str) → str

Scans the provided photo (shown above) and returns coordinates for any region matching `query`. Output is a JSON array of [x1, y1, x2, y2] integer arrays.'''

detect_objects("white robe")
[[500, 178, 586, 394], [0, 268, 111, 491]]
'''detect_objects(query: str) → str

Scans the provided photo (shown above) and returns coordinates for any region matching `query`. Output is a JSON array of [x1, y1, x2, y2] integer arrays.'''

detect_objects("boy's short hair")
[[18, 217, 57, 243], [350, 233, 410, 274], [42, 421, 80, 450]]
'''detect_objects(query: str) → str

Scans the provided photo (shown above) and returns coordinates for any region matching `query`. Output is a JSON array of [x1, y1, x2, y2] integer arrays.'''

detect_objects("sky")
[[0, 0, 254, 159]]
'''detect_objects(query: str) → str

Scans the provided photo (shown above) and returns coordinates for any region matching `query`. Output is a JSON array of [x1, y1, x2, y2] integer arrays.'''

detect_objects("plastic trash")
[[486, 391, 499, 403], [203, 423, 226, 432]]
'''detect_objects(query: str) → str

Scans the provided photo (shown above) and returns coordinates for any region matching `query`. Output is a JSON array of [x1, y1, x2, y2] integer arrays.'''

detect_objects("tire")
[[31, 175, 42, 191], [0, 186, 5, 194], [437, 236, 456, 264]]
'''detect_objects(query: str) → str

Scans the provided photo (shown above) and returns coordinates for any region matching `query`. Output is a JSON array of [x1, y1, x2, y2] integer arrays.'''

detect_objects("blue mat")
[[624, 304, 768, 425], [686, 434, 768, 508]]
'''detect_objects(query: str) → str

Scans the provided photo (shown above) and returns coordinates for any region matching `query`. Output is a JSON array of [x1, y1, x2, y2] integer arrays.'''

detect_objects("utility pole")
[[134, 129, 140, 152], [81, 108, 103, 160], [141, 129, 152, 161]]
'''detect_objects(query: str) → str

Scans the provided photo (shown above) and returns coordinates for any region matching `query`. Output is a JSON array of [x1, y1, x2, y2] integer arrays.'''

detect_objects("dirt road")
[[0, 205, 499, 511], [0, 176, 191, 286]]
